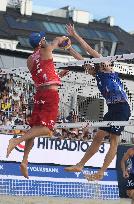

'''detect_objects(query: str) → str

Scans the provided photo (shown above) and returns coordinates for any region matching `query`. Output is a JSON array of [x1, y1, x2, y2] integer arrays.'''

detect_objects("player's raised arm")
[[66, 24, 114, 73], [68, 46, 84, 60], [66, 24, 101, 58]]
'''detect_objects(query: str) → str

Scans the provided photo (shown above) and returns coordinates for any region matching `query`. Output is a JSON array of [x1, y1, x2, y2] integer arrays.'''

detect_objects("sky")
[[32, 0, 134, 32]]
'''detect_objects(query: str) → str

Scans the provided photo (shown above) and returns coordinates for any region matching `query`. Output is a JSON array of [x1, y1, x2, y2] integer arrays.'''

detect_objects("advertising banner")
[[0, 161, 117, 181], [0, 134, 116, 168]]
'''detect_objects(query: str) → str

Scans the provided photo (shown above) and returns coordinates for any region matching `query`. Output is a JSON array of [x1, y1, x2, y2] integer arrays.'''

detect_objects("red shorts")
[[29, 89, 59, 129]]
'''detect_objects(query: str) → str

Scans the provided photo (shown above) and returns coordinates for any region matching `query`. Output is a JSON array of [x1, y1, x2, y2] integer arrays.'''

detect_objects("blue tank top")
[[96, 71, 128, 104]]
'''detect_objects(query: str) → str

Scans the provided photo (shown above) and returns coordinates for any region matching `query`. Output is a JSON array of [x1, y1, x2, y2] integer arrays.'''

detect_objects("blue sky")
[[32, 0, 134, 32]]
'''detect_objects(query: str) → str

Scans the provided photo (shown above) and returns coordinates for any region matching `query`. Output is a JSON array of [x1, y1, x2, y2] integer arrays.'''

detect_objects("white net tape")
[[0, 120, 133, 130], [0, 53, 134, 81], [55, 53, 134, 68]]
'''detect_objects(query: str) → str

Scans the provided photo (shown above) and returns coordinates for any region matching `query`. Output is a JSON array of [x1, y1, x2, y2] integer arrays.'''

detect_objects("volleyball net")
[[0, 120, 134, 130], [0, 53, 134, 200]]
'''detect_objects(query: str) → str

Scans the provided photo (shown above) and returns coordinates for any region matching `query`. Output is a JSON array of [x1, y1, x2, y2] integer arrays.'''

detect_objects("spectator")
[[70, 129, 78, 140], [66, 110, 74, 123], [77, 129, 84, 140], [4, 117, 14, 126], [54, 129, 62, 138], [12, 91, 20, 102], [61, 129, 68, 140]]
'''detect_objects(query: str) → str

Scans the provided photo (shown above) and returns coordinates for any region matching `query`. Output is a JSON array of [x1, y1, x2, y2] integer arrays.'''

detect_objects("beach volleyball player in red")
[[6, 31, 70, 178]]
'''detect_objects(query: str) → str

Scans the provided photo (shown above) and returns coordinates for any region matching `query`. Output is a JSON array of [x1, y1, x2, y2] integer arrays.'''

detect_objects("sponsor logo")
[[11, 137, 105, 154], [127, 179, 134, 187], [83, 170, 108, 177], [13, 135, 25, 152], [28, 166, 59, 173], [0, 165, 3, 170], [37, 138, 105, 153], [74, 172, 81, 178]]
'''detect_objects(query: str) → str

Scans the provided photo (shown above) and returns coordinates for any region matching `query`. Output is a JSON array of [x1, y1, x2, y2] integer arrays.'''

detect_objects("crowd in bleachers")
[[0, 73, 96, 141], [54, 127, 98, 141], [1, 73, 133, 143], [0, 73, 34, 127]]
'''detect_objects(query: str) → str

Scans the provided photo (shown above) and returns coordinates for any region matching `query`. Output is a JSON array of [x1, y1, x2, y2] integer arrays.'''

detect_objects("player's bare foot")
[[6, 138, 18, 158], [84, 170, 104, 181], [64, 164, 83, 172], [20, 163, 29, 179]]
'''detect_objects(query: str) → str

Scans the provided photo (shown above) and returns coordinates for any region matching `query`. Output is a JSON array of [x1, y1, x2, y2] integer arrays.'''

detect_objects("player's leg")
[[64, 129, 108, 172], [6, 89, 59, 158], [85, 133, 119, 180], [20, 138, 34, 179]]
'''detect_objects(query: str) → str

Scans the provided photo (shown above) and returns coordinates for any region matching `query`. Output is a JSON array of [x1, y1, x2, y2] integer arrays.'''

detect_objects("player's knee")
[[94, 130, 106, 142], [93, 134, 104, 143]]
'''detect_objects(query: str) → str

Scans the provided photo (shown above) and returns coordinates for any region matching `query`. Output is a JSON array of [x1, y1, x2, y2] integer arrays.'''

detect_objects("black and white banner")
[[0, 134, 116, 168]]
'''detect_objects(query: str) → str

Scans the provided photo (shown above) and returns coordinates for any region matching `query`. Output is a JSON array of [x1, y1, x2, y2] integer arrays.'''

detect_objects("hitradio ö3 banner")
[[0, 134, 116, 168]]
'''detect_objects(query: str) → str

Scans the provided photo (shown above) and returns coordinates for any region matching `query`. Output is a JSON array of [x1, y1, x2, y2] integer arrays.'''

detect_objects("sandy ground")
[[0, 196, 131, 204]]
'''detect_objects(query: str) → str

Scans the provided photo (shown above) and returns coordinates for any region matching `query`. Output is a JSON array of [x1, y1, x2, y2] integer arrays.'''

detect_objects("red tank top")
[[31, 49, 61, 87]]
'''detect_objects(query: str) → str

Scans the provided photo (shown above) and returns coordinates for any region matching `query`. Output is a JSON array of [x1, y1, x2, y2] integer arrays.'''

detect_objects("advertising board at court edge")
[[0, 134, 116, 168]]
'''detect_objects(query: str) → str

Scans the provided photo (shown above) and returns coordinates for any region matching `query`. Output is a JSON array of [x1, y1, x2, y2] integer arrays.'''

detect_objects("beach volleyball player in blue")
[[121, 148, 134, 204], [64, 24, 131, 180]]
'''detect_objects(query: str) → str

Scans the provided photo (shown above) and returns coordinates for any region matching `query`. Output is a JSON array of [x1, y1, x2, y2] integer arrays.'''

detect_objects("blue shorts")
[[99, 102, 131, 135]]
